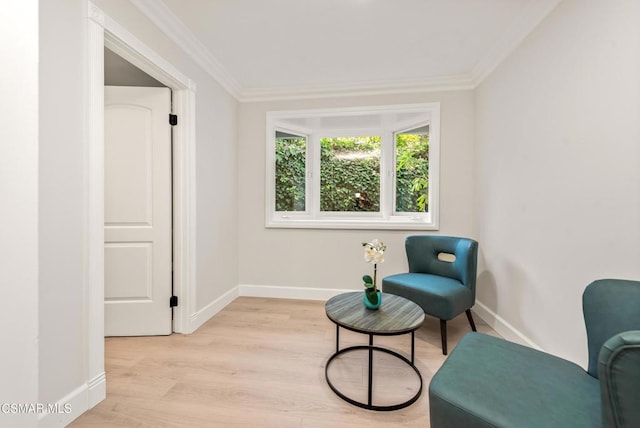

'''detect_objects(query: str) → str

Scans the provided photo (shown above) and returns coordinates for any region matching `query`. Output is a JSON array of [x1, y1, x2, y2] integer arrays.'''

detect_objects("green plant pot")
[[364, 291, 382, 310]]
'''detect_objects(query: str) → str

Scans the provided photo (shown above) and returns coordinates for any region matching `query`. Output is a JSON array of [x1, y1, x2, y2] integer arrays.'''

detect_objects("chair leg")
[[440, 319, 447, 355], [466, 309, 477, 332]]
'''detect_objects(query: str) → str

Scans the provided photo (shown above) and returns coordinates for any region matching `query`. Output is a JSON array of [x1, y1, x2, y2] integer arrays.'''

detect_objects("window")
[[266, 103, 440, 229], [395, 125, 430, 213], [320, 136, 381, 212], [275, 130, 307, 212]]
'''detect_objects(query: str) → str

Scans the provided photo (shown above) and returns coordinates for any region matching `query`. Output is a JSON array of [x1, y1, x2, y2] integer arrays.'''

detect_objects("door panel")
[[104, 86, 172, 336], [105, 105, 153, 225], [104, 243, 152, 299]]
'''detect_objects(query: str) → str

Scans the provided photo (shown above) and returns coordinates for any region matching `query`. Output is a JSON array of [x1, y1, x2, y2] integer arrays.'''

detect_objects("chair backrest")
[[598, 330, 640, 428], [405, 235, 478, 291], [583, 279, 640, 378]]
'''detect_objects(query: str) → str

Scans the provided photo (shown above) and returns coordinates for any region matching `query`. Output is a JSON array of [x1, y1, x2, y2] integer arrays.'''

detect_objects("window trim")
[[266, 103, 440, 230]]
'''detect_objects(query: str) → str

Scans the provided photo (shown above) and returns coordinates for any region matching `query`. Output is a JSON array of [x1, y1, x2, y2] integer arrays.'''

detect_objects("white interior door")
[[104, 86, 173, 336]]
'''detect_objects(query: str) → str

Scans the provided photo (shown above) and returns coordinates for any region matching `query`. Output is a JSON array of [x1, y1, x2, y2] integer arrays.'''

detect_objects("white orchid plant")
[[362, 239, 386, 305]]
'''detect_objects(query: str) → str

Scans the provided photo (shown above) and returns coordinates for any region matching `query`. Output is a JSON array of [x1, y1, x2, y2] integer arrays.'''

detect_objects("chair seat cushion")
[[382, 273, 473, 320], [429, 333, 601, 428]]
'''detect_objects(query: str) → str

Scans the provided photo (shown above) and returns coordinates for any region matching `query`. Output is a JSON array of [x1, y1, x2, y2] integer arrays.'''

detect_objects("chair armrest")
[[598, 330, 640, 428]]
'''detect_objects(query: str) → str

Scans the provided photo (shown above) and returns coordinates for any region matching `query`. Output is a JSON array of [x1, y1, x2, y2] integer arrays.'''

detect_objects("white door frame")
[[86, 1, 197, 407]]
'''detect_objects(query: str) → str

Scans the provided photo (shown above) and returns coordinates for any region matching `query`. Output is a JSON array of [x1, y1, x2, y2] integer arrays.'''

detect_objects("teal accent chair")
[[429, 279, 640, 428], [382, 235, 479, 355]]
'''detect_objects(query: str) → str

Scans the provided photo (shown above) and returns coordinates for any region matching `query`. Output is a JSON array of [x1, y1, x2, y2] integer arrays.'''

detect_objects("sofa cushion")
[[382, 273, 473, 320], [429, 333, 601, 428]]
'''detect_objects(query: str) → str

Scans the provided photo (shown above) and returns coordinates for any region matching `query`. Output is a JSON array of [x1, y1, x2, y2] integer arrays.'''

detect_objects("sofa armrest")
[[598, 330, 640, 428]]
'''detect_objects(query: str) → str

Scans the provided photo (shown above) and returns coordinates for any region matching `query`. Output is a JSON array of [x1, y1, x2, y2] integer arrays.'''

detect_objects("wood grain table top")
[[325, 292, 425, 335]]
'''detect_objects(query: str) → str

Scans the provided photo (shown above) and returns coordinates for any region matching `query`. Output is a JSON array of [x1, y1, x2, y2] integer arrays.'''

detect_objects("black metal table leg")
[[325, 345, 423, 411], [336, 324, 340, 353], [368, 334, 373, 406], [411, 331, 415, 364]]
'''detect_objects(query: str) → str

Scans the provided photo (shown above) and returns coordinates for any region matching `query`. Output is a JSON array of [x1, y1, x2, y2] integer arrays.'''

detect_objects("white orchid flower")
[[362, 239, 386, 265], [364, 247, 376, 263]]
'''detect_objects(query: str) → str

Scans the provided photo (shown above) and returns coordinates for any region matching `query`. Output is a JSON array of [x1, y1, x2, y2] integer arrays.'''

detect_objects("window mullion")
[[380, 131, 393, 219], [310, 133, 320, 218]]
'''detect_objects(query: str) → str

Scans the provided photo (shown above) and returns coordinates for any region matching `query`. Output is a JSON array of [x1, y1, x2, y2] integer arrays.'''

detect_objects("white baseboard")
[[188, 285, 541, 354], [37, 372, 105, 428], [189, 286, 239, 333], [185, 284, 356, 333], [185, 285, 351, 335], [473, 300, 541, 350], [87, 372, 106, 408], [238, 284, 358, 301]]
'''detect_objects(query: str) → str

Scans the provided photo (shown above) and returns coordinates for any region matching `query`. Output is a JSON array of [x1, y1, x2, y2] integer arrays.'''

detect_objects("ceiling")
[[129, 0, 560, 101]]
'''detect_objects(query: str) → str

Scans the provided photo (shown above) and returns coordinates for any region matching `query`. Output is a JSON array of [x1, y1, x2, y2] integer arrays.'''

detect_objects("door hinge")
[[170, 296, 178, 307], [169, 114, 178, 126]]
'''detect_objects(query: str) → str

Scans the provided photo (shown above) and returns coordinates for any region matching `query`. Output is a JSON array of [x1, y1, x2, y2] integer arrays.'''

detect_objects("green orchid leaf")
[[362, 275, 373, 285], [365, 290, 379, 305]]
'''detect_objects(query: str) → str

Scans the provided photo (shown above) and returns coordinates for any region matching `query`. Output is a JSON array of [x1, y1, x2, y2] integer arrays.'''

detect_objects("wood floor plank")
[[70, 296, 499, 427]]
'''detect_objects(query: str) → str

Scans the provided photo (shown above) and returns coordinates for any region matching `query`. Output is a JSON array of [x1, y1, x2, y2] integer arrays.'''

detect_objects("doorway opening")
[[86, 1, 197, 407], [104, 52, 174, 335]]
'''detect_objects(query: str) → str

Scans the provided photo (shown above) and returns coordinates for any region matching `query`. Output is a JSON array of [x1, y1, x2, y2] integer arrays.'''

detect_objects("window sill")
[[266, 216, 438, 230]]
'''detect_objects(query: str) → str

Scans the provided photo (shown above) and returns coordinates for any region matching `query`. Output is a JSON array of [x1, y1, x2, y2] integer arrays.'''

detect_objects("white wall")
[[475, 0, 640, 365], [38, 0, 87, 413], [0, 1, 39, 426], [238, 91, 475, 293], [91, 0, 239, 312]]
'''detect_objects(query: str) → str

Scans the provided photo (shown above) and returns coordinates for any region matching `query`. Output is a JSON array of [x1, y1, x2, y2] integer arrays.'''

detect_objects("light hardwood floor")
[[71, 297, 498, 427]]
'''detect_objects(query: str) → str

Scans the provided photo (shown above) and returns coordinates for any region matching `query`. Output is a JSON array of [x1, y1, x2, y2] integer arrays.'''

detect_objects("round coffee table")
[[324, 292, 425, 411]]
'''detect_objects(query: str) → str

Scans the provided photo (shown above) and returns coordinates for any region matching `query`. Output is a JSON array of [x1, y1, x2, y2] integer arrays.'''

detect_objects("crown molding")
[[129, 0, 560, 102], [129, 0, 242, 98], [88, 1, 105, 26], [238, 74, 476, 103], [471, 0, 562, 86]]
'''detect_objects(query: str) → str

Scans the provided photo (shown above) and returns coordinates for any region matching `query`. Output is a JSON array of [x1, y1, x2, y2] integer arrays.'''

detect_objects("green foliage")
[[274, 133, 429, 213], [363, 275, 374, 288], [365, 288, 379, 305], [275, 137, 306, 211], [320, 136, 380, 212], [321, 136, 380, 152], [395, 133, 429, 212]]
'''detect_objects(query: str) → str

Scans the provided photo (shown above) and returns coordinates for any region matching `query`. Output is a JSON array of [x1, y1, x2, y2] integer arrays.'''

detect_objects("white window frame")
[[266, 103, 440, 230]]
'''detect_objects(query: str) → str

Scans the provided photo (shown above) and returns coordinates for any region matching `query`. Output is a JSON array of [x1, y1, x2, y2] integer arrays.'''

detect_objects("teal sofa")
[[429, 279, 640, 428]]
